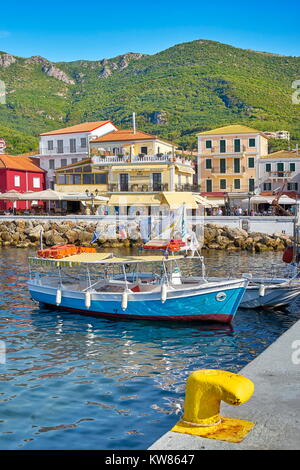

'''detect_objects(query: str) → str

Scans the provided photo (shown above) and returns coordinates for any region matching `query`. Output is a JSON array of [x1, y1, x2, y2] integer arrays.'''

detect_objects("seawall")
[[149, 318, 300, 450], [0, 217, 293, 252]]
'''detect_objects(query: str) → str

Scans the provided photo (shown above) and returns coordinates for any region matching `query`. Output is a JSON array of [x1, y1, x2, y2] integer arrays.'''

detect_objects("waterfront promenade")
[[149, 318, 300, 450]]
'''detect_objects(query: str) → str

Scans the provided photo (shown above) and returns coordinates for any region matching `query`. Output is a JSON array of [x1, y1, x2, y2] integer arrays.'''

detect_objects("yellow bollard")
[[172, 369, 255, 443]]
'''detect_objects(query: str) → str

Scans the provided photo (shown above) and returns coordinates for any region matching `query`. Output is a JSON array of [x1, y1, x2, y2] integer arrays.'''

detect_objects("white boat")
[[28, 250, 248, 323], [208, 273, 300, 309]]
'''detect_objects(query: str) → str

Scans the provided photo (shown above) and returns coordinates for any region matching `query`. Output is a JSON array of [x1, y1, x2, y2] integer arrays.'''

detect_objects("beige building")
[[89, 128, 177, 157], [197, 124, 269, 206], [258, 150, 300, 196]]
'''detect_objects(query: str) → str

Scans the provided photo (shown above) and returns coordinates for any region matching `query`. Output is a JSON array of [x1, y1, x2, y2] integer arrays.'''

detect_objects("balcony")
[[108, 183, 169, 192], [210, 166, 246, 174], [175, 184, 201, 192], [268, 171, 291, 178], [92, 154, 193, 167]]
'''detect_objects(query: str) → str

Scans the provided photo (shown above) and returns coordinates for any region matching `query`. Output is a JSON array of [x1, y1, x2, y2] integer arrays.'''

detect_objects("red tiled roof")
[[91, 129, 174, 146], [39, 121, 114, 136], [0, 155, 44, 172]]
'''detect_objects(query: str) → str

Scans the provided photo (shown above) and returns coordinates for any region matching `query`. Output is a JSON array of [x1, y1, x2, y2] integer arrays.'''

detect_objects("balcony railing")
[[210, 166, 246, 174], [108, 183, 169, 192], [268, 171, 292, 178], [175, 184, 201, 192], [92, 154, 193, 166]]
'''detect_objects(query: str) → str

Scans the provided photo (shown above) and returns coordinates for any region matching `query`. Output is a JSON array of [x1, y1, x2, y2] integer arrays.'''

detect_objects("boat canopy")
[[28, 252, 186, 266]]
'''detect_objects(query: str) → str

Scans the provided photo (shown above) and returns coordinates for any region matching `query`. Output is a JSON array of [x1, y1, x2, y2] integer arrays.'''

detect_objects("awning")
[[108, 193, 161, 206], [241, 195, 296, 205], [175, 164, 195, 174], [161, 192, 198, 209], [193, 195, 219, 208]]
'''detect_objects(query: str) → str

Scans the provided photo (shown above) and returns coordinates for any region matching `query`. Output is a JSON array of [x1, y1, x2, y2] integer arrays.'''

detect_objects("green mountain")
[[0, 39, 299, 154]]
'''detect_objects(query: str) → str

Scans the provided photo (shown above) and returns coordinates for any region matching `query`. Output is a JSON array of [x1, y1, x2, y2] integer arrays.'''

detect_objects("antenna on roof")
[[132, 113, 136, 134]]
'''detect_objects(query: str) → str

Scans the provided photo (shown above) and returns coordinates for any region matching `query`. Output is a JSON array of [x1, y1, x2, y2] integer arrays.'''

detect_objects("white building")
[[258, 150, 300, 195], [38, 121, 117, 187]]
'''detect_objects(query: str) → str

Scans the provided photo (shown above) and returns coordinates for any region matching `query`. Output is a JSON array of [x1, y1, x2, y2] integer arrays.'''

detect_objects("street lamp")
[[85, 189, 99, 215], [247, 191, 255, 215]]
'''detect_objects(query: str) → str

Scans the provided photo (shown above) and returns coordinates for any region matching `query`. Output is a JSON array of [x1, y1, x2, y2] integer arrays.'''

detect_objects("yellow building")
[[89, 128, 177, 157], [197, 125, 269, 207], [54, 152, 197, 214]]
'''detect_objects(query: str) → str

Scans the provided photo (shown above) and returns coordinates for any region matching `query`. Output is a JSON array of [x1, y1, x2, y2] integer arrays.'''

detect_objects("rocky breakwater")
[[203, 224, 292, 252], [0, 219, 293, 252], [0, 219, 140, 248]]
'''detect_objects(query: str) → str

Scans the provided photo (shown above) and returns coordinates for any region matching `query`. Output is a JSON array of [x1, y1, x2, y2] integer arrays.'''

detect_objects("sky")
[[0, 0, 300, 62]]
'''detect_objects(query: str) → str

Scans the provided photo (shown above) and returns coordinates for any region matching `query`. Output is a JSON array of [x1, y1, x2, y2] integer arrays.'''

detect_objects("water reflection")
[[0, 247, 299, 450]]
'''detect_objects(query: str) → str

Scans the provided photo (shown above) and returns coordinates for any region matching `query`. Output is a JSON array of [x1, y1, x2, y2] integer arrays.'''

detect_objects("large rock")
[[223, 226, 248, 240], [65, 229, 80, 244], [43, 230, 65, 246], [28, 224, 44, 242]]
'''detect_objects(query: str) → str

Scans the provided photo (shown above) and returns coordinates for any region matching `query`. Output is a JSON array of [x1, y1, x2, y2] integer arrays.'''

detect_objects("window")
[[71, 158, 78, 164], [234, 139, 241, 153], [141, 146, 148, 155], [266, 163, 271, 172], [205, 140, 212, 149], [61, 159, 67, 167], [70, 138, 76, 153], [14, 175, 20, 187], [81, 138, 87, 148], [290, 163, 296, 172], [49, 160, 55, 169], [220, 140, 226, 153], [249, 138, 256, 148], [205, 159, 212, 169], [95, 173, 107, 184], [277, 162, 284, 177], [206, 179, 212, 192], [249, 178, 255, 192], [263, 183, 272, 191], [234, 179, 240, 190], [83, 174, 93, 185], [57, 140, 64, 153], [220, 158, 226, 173], [220, 179, 226, 190], [47, 140, 53, 151], [287, 182, 298, 191], [248, 157, 255, 168], [33, 177, 40, 189], [57, 175, 68, 184], [70, 174, 81, 185], [234, 158, 240, 173]]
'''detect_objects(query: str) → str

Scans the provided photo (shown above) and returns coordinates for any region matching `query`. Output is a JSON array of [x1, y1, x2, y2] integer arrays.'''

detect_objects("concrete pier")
[[149, 318, 300, 450]]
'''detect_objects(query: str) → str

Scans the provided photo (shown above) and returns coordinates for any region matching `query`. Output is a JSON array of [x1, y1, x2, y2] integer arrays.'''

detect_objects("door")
[[152, 173, 162, 191], [119, 173, 129, 191]]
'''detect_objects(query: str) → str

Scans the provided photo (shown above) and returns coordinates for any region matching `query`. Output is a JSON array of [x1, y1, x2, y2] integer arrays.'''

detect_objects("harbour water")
[[0, 248, 299, 450]]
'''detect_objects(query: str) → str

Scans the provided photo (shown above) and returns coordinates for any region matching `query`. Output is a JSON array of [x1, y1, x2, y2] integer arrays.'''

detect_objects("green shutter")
[[220, 140, 226, 153], [234, 139, 241, 152]]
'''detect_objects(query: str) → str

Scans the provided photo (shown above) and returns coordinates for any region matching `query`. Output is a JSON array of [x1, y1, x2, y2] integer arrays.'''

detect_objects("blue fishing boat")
[[28, 250, 247, 323]]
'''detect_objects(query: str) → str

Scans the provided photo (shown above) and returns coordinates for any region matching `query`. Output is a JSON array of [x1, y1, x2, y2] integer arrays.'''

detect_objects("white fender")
[[85, 291, 91, 309], [259, 284, 266, 297], [171, 267, 182, 285], [122, 290, 128, 311], [56, 289, 62, 306], [161, 283, 168, 303]]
